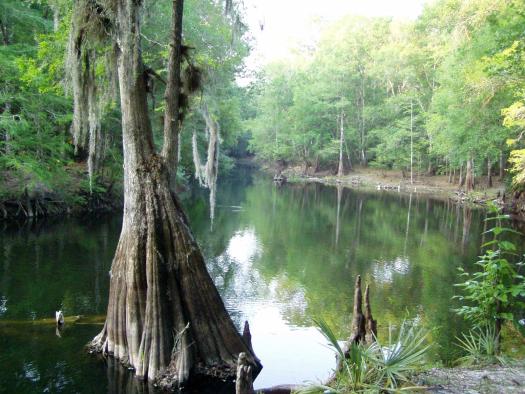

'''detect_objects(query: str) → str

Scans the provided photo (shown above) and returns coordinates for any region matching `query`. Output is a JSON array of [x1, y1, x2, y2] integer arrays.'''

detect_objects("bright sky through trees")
[[244, 0, 427, 64]]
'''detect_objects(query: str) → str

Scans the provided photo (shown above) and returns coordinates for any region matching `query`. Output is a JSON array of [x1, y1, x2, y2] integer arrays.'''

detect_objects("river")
[[0, 167, 487, 393]]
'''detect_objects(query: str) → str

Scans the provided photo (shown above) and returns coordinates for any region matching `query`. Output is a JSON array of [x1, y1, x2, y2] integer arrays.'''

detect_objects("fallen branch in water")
[[0, 314, 106, 326]]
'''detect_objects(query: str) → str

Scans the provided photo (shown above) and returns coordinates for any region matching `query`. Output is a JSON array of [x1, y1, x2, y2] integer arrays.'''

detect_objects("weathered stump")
[[348, 275, 365, 344], [364, 284, 377, 344], [236, 352, 254, 394], [344, 275, 377, 358]]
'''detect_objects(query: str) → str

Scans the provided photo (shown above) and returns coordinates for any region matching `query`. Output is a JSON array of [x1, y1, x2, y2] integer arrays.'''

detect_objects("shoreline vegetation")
[[271, 163, 525, 219], [2, 158, 525, 221]]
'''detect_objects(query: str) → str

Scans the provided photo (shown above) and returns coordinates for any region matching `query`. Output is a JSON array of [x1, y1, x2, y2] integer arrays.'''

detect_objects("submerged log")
[[236, 352, 254, 394], [0, 315, 105, 326]]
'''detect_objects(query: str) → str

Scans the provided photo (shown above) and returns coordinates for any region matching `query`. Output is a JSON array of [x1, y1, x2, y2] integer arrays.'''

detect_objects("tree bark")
[[337, 111, 344, 178], [363, 285, 377, 344], [348, 275, 365, 345], [161, 0, 184, 189], [465, 157, 474, 192], [410, 100, 414, 184], [52, 5, 60, 32], [358, 69, 367, 166], [89, 0, 260, 387], [236, 353, 255, 394], [0, 20, 9, 45], [487, 158, 492, 188], [458, 163, 465, 188]]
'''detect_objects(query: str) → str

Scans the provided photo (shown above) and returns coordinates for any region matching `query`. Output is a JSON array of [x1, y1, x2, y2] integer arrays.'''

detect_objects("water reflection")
[[0, 168, 490, 392], [372, 257, 410, 284]]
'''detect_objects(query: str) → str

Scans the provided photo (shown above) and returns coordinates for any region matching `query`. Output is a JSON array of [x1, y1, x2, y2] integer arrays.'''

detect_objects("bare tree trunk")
[[161, 0, 184, 189], [0, 21, 9, 45], [359, 70, 367, 166], [465, 157, 474, 192], [89, 0, 260, 387], [487, 158, 492, 188], [426, 160, 434, 176], [52, 5, 60, 32], [410, 100, 414, 184], [337, 111, 344, 178], [458, 163, 465, 188]]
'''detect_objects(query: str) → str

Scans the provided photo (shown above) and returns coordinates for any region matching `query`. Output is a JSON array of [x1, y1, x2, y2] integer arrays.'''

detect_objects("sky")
[[242, 0, 428, 67]]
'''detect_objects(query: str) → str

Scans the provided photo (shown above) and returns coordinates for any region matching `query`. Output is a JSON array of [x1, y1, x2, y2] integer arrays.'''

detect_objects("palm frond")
[[314, 317, 345, 359]]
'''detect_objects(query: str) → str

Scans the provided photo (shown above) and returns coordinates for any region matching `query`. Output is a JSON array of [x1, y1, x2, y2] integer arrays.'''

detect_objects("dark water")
[[0, 168, 489, 393]]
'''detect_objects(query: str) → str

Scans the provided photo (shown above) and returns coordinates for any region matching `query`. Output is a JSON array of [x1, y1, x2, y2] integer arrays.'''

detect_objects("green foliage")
[[509, 149, 525, 187], [301, 319, 431, 393], [247, 0, 525, 185], [456, 326, 504, 366], [454, 206, 525, 329], [0, 0, 250, 204]]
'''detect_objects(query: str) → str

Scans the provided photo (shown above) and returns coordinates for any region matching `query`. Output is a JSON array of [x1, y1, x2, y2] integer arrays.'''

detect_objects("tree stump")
[[236, 352, 254, 394], [347, 275, 377, 352], [364, 284, 377, 344], [243, 320, 254, 353], [348, 275, 365, 344]]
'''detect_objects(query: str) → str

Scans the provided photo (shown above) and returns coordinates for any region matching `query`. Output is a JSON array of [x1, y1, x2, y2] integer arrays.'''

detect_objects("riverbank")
[[279, 166, 505, 203], [414, 364, 525, 393], [258, 364, 525, 393], [0, 186, 123, 220]]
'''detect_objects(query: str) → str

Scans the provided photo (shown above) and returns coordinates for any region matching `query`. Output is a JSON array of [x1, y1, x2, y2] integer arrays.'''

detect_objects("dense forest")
[[247, 0, 525, 192], [0, 0, 249, 214], [2, 0, 525, 216]]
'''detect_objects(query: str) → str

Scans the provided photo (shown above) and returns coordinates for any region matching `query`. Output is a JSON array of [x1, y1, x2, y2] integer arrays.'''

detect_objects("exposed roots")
[[89, 159, 260, 388]]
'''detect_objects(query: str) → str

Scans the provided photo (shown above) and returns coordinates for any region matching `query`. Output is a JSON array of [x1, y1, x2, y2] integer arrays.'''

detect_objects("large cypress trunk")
[[89, 0, 260, 387]]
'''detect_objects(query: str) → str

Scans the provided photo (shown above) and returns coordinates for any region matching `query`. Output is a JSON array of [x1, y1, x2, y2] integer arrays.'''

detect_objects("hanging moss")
[[66, 0, 116, 190]]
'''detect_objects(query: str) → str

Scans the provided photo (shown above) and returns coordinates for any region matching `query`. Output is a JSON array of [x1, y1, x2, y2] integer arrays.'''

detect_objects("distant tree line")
[[247, 0, 525, 192]]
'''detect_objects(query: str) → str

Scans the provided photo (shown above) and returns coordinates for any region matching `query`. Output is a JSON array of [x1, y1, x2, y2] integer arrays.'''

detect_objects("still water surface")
[[0, 168, 486, 392]]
